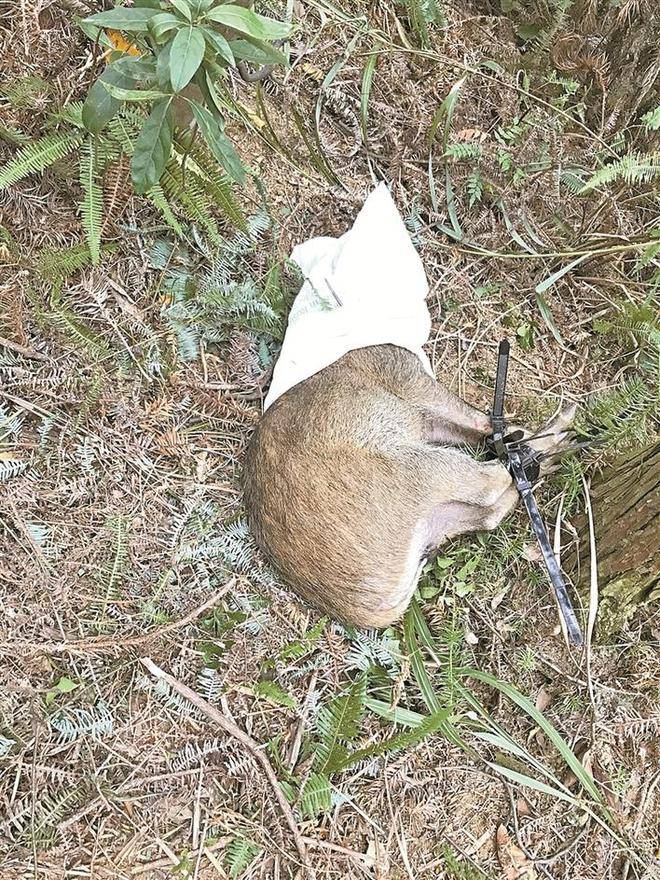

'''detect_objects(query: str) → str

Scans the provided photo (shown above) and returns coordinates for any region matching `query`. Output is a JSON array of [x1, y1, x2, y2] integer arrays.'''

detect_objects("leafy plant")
[[225, 834, 261, 878], [80, 0, 290, 192], [399, 0, 445, 48], [581, 151, 660, 191]]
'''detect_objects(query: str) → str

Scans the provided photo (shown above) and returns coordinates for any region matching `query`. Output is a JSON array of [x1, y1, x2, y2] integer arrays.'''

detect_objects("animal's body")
[[243, 343, 574, 628]]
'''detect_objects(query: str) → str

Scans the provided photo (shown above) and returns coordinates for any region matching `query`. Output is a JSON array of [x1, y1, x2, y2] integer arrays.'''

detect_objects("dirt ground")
[[1, 1, 659, 879]]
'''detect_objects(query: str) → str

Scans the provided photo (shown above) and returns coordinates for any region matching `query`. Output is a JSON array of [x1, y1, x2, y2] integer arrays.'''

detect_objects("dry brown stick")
[[0, 334, 48, 360], [3, 580, 235, 657], [139, 656, 312, 878]]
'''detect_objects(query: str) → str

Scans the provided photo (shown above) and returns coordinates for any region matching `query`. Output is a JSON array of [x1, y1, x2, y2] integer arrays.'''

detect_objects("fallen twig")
[[2, 580, 235, 657], [0, 334, 48, 360], [139, 656, 312, 878]]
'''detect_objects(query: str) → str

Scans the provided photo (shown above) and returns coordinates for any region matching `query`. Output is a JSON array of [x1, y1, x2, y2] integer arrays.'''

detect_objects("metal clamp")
[[488, 340, 583, 647]]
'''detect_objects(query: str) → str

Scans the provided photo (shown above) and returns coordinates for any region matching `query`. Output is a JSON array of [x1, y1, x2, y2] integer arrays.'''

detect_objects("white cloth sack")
[[264, 182, 433, 409]]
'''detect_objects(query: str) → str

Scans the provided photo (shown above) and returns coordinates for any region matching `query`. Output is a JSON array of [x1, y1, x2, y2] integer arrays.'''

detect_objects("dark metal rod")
[[492, 339, 510, 423], [509, 453, 583, 646]]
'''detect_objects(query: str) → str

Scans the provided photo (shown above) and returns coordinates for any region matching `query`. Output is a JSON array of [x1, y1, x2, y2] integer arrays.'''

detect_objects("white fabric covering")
[[263, 183, 433, 409]]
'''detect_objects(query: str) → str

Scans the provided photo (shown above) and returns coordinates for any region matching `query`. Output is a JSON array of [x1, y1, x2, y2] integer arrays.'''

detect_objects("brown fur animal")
[[243, 344, 574, 628]]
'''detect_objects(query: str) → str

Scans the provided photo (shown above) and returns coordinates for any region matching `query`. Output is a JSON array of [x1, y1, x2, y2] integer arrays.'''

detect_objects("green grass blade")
[[457, 667, 605, 808], [360, 50, 379, 145]]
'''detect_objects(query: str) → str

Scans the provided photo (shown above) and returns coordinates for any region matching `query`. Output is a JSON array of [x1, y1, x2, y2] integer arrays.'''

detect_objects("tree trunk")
[[568, 443, 660, 639]]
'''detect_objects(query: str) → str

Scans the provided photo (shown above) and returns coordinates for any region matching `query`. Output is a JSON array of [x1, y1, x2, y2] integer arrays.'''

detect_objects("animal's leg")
[[512, 403, 578, 475], [404, 447, 517, 542], [355, 346, 492, 445], [371, 451, 519, 627]]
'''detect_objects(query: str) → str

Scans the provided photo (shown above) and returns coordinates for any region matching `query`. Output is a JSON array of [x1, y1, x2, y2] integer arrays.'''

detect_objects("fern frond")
[[142, 677, 205, 719], [50, 101, 85, 129], [581, 151, 660, 191], [225, 835, 262, 878], [17, 785, 88, 849], [0, 734, 15, 757], [445, 143, 482, 162], [298, 771, 332, 818], [171, 738, 225, 772], [2, 75, 51, 110], [584, 377, 658, 454], [35, 243, 95, 281], [334, 707, 451, 772], [0, 460, 28, 482], [90, 515, 129, 627], [161, 161, 223, 245], [560, 166, 589, 193], [641, 106, 660, 132], [49, 703, 113, 744], [0, 131, 84, 189], [49, 286, 112, 361], [534, 0, 573, 53], [402, 0, 445, 48], [315, 675, 366, 773], [187, 143, 247, 230], [196, 667, 223, 703], [345, 628, 402, 674], [79, 139, 103, 265], [466, 170, 484, 207], [147, 183, 184, 236]]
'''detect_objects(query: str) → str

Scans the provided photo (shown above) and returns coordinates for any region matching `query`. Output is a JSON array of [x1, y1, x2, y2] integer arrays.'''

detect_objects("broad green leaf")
[[131, 98, 173, 193], [149, 12, 184, 41], [403, 608, 440, 713], [203, 28, 236, 66], [82, 57, 155, 133], [169, 0, 192, 20], [77, 20, 115, 49], [45, 675, 79, 705], [535, 254, 589, 294], [156, 38, 174, 88], [102, 83, 170, 102], [204, 5, 290, 41], [169, 26, 206, 91], [204, 69, 229, 114], [364, 697, 425, 727], [188, 99, 245, 183], [83, 7, 161, 31], [429, 75, 467, 149], [228, 38, 286, 66]]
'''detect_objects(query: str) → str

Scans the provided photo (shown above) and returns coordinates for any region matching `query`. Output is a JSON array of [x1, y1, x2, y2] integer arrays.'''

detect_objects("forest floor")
[[0, 1, 658, 879]]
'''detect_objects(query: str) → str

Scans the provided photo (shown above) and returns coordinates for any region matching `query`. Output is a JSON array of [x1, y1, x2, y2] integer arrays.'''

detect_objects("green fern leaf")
[[403, 0, 445, 48], [0, 131, 84, 189], [334, 707, 451, 772], [35, 243, 96, 281], [147, 183, 184, 236], [187, 142, 247, 230], [315, 675, 366, 773], [581, 151, 660, 191], [466, 169, 484, 207], [160, 160, 223, 245], [299, 771, 332, 818], [225, 835, 261, 878], [641, 106, 660, 132], [79, 139, 104, 265]]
